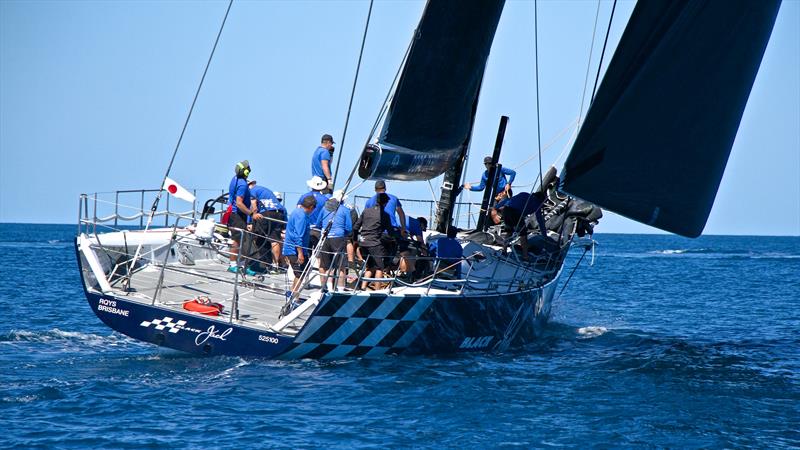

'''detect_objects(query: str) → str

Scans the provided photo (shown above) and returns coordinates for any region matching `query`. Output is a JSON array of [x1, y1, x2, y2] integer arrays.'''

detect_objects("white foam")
[[577, 326, 607, 338]]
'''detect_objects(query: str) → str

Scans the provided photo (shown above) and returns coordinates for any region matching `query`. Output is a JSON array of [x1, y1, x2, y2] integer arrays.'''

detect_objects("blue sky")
[[1, 0, 798, 235]]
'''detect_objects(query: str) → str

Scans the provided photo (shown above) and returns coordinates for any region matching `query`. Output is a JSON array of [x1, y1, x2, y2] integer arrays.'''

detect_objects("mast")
[[474, 115, 508, 231], [434, 151, 467, 233]]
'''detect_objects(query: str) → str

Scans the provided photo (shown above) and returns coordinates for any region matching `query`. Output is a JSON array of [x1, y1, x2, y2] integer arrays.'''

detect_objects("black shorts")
[[228, 212, 249, 240], [257, 210, 285, 241], [361, 244, 387, 270], [319, 236, 348, 270], [285, 254, 307, 277]]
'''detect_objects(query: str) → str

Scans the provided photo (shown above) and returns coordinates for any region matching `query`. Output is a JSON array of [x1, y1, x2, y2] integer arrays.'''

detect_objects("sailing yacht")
[[74, 0, 781, 358]]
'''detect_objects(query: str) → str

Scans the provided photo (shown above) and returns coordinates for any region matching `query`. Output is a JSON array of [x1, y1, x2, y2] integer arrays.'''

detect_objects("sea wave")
[[0, 328, 128, 347]]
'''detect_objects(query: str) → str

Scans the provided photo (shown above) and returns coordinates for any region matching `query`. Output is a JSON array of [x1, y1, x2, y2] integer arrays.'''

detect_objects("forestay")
[[560, 0, 781, 237], [358, 0, 505, 182]]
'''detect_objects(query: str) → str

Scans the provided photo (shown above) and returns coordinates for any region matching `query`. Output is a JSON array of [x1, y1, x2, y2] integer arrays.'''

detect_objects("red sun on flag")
[[162, 177, 195, 202]]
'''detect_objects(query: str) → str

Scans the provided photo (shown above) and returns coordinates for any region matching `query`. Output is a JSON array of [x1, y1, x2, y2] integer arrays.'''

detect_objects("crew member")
[[283, 195, 317, 297], [429, 226, 464, 278], [311, 133, 335, 192], [227, 160, 259, 274], [249, 180, 286, 273], [353, 193, 393, 290], [364, 180, 407, 237], [490, 191, 546, 260], [316, 190, 353, 291], [298, 176, 331, 249], [463, 156, 516, 196]]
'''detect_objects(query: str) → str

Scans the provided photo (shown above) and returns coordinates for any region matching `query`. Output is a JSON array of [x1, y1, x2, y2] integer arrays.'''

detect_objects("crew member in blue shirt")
[[429, 226, 464, 278], [248, 180, 286, 272], [364, 180, 407, 237], [298, 176, 331, 249], [463, 156, 516, 196], [283, 195, 317, 297], [316, 190, 353, 291], [227, 160, 259, 274], [310, 133, 335, 192]]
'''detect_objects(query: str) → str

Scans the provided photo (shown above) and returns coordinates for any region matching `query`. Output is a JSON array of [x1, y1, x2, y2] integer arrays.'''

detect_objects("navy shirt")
[[311, 146, 332, 179], [496, 192, 539, 216], [228, 176, 251, 214], [297, 190, 330, 226], [364, 193, 403, 227], [497, 192, 547, 235], [250, 185, 286, 213], [283, 207, 311, 256], [470, 166, 516, 192], [316, 201, 353, 238]]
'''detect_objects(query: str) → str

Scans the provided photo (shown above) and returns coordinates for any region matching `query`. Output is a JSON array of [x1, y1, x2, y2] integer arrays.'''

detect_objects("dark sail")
[[560, 0, 781, 237], [359, 0, 505, 181]]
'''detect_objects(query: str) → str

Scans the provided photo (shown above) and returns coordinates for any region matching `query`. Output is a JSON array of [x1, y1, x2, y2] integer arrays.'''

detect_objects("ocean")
[[1, 223, 798, 448]]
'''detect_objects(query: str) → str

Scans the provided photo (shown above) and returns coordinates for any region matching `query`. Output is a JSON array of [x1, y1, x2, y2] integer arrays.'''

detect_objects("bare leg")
[[361, 270, 373, 290], [271, 242, 281, 269]]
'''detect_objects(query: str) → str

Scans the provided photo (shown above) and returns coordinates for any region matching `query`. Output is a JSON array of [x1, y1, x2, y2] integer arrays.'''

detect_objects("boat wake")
[[0, 328, 132, 348]]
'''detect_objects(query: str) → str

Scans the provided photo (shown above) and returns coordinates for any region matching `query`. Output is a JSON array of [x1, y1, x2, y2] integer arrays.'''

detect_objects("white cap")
[[306, 176, 327, 190]]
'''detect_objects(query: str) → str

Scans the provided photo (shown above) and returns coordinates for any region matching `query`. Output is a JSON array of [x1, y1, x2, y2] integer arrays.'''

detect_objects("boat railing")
[[77, 189, 231, 235]]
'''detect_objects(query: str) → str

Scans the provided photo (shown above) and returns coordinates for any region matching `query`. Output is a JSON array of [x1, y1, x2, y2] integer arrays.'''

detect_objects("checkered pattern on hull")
[[279, 293, 433, 359]]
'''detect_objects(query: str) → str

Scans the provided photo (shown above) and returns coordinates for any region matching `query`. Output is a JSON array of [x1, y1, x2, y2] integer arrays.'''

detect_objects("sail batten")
[[359, 0, 505, 181], [561, 0, 782, 237]]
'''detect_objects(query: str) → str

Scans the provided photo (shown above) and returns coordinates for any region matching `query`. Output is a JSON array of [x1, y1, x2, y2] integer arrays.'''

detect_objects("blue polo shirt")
[[297, 190, 330, 226], [316, 200, 353, 238], [429, 237, 464, 277], [250, 185, 286, 213], [311, 146, 332, 179], [283, 207, 311, 256], [228, 176, 250, 214], [406, 216, 423, 237], [470, 166, 516, 192], [364, 193, 402, 227]]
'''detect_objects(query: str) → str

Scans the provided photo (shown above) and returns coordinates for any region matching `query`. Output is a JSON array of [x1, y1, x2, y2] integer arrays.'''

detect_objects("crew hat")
[[374, 180, 386, 190], [307, 176, 327, 191], [483, 156, 493, 164], [321, 133, 335, 143], [332, 189, 347, 202]]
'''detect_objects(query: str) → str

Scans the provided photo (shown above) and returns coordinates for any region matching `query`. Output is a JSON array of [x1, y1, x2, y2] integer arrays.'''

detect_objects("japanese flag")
[[163, 177, 195, 202]]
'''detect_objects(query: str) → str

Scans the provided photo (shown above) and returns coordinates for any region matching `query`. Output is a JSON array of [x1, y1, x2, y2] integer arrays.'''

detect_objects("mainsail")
[[560, 0, 781, 237], [358, 0, 505, 181]]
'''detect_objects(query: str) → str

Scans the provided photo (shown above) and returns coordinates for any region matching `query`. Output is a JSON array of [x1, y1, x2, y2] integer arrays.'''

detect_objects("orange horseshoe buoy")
[[182, 296, 224, 316]]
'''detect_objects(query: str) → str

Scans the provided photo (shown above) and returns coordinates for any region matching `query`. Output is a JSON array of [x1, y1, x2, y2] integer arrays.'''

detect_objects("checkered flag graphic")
[[139, 317, 187, 334]]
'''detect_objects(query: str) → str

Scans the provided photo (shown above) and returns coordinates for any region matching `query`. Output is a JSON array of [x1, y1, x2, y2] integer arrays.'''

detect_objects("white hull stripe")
[[402, 297, 433, 321], [392, 320, 429, 348], [361, 319, 400, 347], [322, 318, 368, 345]]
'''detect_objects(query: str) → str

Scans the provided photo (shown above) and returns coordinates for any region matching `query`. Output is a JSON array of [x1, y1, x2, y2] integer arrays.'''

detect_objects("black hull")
[[83, 284, 557, 359]]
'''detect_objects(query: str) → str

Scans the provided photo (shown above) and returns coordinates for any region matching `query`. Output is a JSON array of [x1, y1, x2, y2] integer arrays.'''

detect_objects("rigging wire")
[[332, 0, 374, 190], [590, 0, 618, 103], [578, 0, 602, 124], [533, 0, 543, 192], [125, 0, 234, 286]]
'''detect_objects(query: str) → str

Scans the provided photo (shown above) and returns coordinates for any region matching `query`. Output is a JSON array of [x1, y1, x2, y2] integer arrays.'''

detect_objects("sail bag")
[[560, 0, 781, 237], [359, 0, 505, 181]]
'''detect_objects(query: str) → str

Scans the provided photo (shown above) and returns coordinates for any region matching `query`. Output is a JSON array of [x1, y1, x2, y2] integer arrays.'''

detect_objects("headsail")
[[359, 0, 505, 181], [560, 0, 781, 237]]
